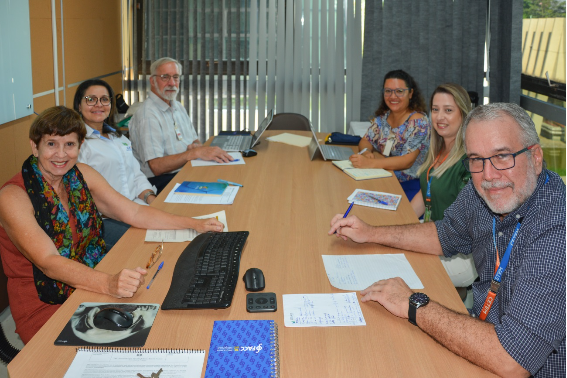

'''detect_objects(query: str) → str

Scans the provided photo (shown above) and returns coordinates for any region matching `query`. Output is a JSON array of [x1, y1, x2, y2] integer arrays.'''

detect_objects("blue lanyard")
[[491, 218, 523, 283]]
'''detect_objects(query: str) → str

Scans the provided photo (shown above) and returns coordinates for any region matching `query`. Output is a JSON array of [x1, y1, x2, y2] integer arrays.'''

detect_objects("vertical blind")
[[249, 0, 363, 132]]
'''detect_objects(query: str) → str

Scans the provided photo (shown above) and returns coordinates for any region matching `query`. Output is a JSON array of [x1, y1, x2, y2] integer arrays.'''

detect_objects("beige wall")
[[0, 0, 122, 185]]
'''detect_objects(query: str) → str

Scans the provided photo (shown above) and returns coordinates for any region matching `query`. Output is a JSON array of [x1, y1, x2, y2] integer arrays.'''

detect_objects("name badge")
[[383, 138, 395, 157], [174, 121, 183, 141]]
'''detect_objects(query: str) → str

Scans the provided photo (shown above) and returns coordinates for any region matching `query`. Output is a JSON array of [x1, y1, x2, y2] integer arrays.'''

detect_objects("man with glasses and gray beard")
[[329, 103, 565, 378], [129, 57, 233, 193]]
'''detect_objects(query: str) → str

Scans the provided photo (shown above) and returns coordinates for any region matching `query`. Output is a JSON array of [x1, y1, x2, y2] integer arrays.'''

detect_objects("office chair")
[[467, 91, 479, 108], [269, 113, 311, 131]]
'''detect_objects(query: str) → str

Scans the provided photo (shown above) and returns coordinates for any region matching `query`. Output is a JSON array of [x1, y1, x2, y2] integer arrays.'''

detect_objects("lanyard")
[[425, 152, 449, 201], [478, 217, 523, 320]]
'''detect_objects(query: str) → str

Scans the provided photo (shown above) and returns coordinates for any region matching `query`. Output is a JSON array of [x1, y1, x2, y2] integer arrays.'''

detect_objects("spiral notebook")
[[348, 189, 402, 211], [64, 348, 206, 378], [205, 320, 280, 378]]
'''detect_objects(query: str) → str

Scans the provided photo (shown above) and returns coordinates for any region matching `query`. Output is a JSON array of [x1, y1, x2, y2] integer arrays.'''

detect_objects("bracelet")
[[143, 190, 156, 204]]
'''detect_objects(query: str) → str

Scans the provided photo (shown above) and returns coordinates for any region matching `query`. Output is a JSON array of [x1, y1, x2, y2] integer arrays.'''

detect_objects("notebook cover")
[[175, 181, 228, 196], [54, 302, 159, 347], [348, 189, 402, 211], [205, 320, 279, 378]]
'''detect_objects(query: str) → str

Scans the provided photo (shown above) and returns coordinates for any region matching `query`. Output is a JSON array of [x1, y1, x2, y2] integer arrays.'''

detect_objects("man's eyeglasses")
[[462, 144, 536, 173], [146, 241, 163, 269], [153, 74, 181, 83], [84, 96, 111, 106], [383, 88, 410, 98]]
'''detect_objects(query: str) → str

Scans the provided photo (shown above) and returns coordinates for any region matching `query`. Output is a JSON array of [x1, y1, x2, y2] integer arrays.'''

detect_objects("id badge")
[[383, 138, 394, 157], [174, 122, 183, 141], [424, 204, 432, 223]]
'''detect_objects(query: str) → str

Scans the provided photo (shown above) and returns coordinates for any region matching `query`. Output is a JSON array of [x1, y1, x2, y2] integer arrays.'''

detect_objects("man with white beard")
[[329, 103, 565, 378], [129, 57, 232, 193]]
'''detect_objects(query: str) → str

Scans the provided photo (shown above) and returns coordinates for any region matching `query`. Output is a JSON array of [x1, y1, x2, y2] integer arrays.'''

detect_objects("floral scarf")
[[22, 155, 106, 304]]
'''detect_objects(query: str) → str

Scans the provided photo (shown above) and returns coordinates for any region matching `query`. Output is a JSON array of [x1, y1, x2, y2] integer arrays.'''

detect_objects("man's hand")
[[108, 267, 147, 298], [328, 214, 374, 243], [349, 153, 375, 168], [360, 277, 413, 318], [193, 217, 224, 233], [191, 146, 233, 163]]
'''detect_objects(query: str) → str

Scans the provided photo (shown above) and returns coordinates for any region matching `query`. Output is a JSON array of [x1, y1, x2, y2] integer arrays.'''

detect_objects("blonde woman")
[[410, 83, 476, 297]]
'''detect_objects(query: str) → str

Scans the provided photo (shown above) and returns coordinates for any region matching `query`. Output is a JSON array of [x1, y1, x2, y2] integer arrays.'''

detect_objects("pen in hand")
[[358, 148, 368, 155], [147, 261, 164, 289], [335, 202, 355, 234]]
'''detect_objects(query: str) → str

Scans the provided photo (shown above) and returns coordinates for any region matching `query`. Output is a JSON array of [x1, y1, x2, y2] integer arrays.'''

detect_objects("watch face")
[[410, 293, 430, 307]]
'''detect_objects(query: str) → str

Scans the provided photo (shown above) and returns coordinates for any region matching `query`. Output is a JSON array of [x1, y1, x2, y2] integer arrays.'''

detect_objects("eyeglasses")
[[462, 144, 536, 173], [84, 96, 112, 106], [383, 88, 410, 97], [146, 241, 163, 269], [153, 74, 181, 83]]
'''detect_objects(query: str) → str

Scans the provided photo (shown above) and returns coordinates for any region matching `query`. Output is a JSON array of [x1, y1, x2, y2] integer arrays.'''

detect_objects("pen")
[[147, 261, 164, 289], [217, 179, 243, 187], [368, 195, 388, 205], [358, 148, 368, 155], [335, 202, 355, 234]]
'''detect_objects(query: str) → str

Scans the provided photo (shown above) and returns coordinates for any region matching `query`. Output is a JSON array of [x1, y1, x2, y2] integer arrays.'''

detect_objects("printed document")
[[322, 254, 424, 290], [165, 184, 239, 204], [282, 292, 366, 327], [266, 133, 312, 147], [145, 210, 229, 242], [190, 152, 245, 167]]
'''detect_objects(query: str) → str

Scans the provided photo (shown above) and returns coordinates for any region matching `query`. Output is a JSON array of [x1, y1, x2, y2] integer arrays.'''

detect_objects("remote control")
[[246, 292, 277, 313]]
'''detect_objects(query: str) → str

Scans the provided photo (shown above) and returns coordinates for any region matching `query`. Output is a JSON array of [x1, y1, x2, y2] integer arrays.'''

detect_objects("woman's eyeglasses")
[[84, 95, 112, 106], [146, 241, 163, 269], [383, 88, 409, 98]]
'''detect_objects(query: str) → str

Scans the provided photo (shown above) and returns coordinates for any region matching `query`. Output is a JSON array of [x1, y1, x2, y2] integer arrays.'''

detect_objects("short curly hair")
[[29, 106, 86, 146], [374, 70, 427, 117]]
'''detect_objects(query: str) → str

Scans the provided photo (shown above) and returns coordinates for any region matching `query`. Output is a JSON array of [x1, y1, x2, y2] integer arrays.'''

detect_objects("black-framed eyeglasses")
[[462, 144, 536, 173], [383, 88, 409, 97], [84, 95, 111, 106], [146, 241, 163, 269], [152, 74, 181, 83]]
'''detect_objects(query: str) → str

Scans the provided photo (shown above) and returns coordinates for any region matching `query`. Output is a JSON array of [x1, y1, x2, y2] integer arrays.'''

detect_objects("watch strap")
[[408, 303, 418, 326]]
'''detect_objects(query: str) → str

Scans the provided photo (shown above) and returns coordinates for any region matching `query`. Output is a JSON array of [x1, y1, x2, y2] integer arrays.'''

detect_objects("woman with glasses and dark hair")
[[350, 70, 430, 201], [74, 79, 158, 250], [410, 83, 477, 300], [0, 106, 223, 344]]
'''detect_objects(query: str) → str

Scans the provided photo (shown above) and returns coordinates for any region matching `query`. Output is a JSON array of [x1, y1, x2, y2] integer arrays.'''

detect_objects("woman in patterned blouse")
[[350, 70, 431, 200]]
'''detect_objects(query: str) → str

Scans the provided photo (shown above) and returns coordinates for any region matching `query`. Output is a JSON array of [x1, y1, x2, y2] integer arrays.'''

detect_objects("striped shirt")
[[436, 170, 566, 377], [129, 91, 198, 177]]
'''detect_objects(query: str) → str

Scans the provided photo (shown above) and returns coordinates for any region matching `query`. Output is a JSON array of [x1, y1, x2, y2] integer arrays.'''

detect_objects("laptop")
[[308, 122, 354, 161], [210, 110, 274, 151]]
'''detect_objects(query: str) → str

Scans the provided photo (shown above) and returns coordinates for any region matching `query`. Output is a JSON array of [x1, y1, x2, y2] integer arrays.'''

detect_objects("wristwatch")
[[408, 292, 429, 326], [143, 190, 156, 204]]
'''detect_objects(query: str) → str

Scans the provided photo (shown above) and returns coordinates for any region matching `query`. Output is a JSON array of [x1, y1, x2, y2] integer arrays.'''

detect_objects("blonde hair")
[[417, 83, 471, 178]]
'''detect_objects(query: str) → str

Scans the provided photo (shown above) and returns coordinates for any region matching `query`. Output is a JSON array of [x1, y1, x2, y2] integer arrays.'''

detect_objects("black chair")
[[269, 113, 310, 131]]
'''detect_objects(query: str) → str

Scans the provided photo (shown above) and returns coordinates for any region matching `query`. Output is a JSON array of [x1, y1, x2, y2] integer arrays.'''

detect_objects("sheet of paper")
[[282, 292, 366, 327], [190, 152, 245, 167], [145, 210, 229, 242], [64, 349, 205, 378], [322, 254, 424, 290], [266, 133, 312, 147], [165, 184, 239, 204]]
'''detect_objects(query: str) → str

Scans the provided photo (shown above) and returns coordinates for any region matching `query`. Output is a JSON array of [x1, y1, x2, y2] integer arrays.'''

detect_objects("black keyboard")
[[162, 231, 249, 310]]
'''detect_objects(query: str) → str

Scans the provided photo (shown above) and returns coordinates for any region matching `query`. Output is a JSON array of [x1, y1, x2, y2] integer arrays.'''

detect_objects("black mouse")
[[243, 268, 265, 292], [242, 149, 257, 158], [93, 307, 134, 331]]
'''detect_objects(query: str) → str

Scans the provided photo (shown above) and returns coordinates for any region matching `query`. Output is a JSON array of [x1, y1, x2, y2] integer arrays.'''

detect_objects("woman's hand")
[[349, 154, 376, 168], [108, 267, 147, 298], [193, 217, 224, 233]]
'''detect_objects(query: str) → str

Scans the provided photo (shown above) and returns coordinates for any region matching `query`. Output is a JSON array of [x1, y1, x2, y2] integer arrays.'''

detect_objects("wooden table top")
[[8, 130, 495, 377]]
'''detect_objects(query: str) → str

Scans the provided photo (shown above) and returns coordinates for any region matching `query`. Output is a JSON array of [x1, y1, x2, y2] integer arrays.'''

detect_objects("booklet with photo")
[[174, 181, 228, 196], [54, 302, 160, 347]]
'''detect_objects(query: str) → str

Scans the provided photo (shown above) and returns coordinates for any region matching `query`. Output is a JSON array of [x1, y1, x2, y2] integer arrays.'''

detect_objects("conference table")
[[8, 130, 495, 377]]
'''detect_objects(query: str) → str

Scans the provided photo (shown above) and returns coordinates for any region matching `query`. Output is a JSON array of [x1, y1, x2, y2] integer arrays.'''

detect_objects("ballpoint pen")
[[368, 195, 388, 205], [147, 261, 164, 289], [335, 202, 355, 234], [217, 179, 244, 187], [358, 148, 368, 155]]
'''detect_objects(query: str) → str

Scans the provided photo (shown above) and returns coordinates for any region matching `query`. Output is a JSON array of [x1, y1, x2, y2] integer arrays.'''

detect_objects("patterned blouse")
[[364, 111, 430, 182]]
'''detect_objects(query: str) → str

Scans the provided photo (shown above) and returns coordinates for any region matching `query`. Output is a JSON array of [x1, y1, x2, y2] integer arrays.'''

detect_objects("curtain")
[[248, 0, 363, 132], [360, 0, 487, 120]]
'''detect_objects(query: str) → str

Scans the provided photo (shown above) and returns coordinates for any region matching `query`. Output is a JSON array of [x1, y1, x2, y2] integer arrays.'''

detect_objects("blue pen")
[[146, 261, 164, 289], [335, 202, 355, 234], [368, 195, 388, 205], [217, 179, 243, 187]]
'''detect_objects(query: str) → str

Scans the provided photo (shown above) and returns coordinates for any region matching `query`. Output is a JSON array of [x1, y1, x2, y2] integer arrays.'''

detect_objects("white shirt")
[[78, 124, 156, 205], [128, 91, 199, 177]]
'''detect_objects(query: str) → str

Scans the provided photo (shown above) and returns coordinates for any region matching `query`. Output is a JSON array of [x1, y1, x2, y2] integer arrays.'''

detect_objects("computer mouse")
[[242, 149, 257, 158], [93, 307, 134, 331], [243, 268, 265, 292]]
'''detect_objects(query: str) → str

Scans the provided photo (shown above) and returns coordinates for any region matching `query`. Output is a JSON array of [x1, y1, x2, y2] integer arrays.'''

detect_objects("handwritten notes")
[[322, 254, 424, 290], [282, 292, 366, 327]]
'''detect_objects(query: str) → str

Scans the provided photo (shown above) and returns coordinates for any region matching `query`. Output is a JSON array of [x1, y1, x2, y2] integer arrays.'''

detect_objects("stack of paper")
[[165, 184, 239, 204], [145, 210, 229, 242], [190, 152, 245, 167], [266, 133, 313, 147]]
